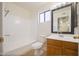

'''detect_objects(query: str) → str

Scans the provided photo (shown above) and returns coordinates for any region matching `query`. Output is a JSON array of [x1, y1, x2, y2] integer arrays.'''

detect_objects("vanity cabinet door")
[[47, 39, 62, 56], [62, 41, 78, 56], [62, 48, 78, 56], [47, 45, 62, 56]]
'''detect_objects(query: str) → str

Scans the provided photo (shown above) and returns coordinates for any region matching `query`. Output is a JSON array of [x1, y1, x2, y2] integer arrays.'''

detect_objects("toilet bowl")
[[32, 42, 43, 56]]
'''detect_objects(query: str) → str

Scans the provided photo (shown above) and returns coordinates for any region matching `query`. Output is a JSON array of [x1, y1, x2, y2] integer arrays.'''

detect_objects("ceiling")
[[17, 2, 47, 7], [14, 2, 53, 10]]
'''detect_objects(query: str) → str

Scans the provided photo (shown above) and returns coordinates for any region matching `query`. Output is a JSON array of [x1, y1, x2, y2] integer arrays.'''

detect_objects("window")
[[39, 10, 51, 23], [39, 13, 44, 23], [45, 11, 51, 22]]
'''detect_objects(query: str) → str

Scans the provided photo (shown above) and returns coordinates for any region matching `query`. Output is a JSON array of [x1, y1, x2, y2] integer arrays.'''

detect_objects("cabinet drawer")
[[47, 39, 62, 47], [62, 41, 78, 51]]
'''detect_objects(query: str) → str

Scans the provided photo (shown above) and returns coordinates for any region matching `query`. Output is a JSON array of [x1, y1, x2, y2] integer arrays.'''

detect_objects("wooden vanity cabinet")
[[62, 41, 78, 56], [47, 39, 78, 56]]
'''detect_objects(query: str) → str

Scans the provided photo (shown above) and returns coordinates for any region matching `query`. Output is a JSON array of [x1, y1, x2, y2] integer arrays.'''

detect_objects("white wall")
[[36, 3, 53, 42], [2, 3, 37, 54], [29, 10, 38, 41]]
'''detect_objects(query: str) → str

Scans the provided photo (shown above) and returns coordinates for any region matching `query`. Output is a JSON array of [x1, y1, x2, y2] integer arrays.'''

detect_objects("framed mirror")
[[51, 3, 75, 34]]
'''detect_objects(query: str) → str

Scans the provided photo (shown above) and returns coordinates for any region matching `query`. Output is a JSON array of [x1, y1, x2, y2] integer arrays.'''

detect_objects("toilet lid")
[[32, 42, 43, 49]]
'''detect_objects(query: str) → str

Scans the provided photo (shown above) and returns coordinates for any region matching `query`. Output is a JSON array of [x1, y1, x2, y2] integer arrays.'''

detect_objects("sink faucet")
[[57, 31, 64, 37]]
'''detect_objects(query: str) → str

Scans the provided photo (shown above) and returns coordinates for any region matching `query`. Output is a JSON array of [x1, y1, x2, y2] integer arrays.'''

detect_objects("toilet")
[[32, 42, 43, 56]]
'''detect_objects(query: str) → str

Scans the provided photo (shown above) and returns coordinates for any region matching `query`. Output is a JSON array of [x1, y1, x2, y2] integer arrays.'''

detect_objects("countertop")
[[40, 34, 79, 43]]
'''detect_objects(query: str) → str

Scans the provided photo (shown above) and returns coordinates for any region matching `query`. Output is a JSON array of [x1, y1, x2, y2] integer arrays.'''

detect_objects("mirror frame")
[[51, 3, 75, 34]]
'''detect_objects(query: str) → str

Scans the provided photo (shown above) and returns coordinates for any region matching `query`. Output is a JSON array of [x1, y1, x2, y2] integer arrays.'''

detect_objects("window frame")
[[39, 12, 45, 23], [44, 10, 51, 22], [39, 10, 51, 23]]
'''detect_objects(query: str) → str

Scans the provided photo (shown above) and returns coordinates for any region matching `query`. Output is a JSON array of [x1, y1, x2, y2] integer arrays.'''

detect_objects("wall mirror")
[[51, 3, 75, 34]]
